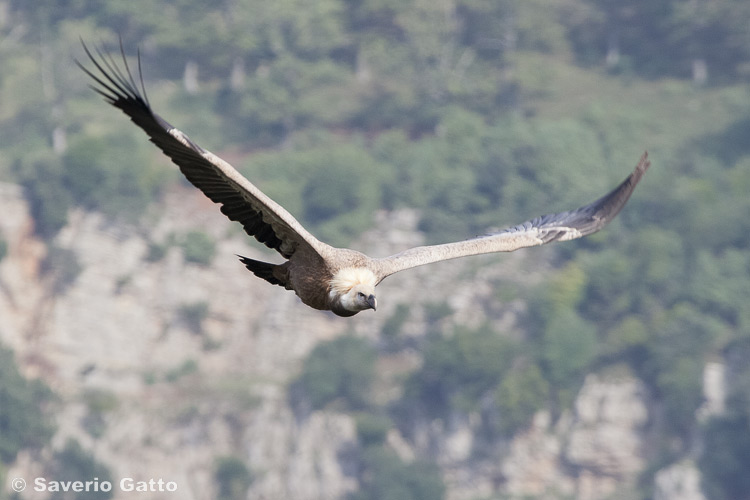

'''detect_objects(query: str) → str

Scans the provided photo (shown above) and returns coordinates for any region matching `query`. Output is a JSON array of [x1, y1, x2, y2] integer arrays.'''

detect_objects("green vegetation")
[[145, 240, 169, 262], [62, 134, 165, 221], [214, 456, 253, 500], [14, 134, 166, 239], [403, 325, 516, 417], [350, 447, 445, 500], [0, 345, 55, 465], [381, 304, 410, 339], [355, 412, 392, 448], [41, 245, 83, 294], [46, 439, 114, 500], [252, 143, 390, 246], [494, 361, 549, 435], [3, 0, 750, 497], [16, 157, 75, 239], [81, 389, 119, 438], [177, 301, 210, 335], [294, 335, 376, 411], [700, 412, 750, 500], [699, 338, 750, 500], [10, 0, 749, 244], [179, 230, 216, 266], [165, 359, 200, 383], [397, 324, 551, 437]]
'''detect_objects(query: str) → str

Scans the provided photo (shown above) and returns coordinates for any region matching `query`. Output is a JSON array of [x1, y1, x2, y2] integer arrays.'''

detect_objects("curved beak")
[[367, 294, 377, 311]]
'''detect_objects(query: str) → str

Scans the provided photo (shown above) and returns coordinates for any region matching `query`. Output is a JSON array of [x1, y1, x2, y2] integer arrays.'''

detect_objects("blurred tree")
[[580, 247, 644, 328], [539, 308, 597, 406], [494, 360, 549, 434], [700, 412, 750, 500], [567, 0, 674, 74], [0, 345, 55, 465], [62, 134, 167, 222], [250, 142, 389, 245], [402, 324, 516, 417], [81, 389, 119, 439], [600, 315, 649, 358], [355, 412, 392, 448], [41, 246, 83, 294], [46, 440, 113, 500], [381, 303, 411, 343], [350, 447, 445, 500], [214, 456, 253, 500], [669, 0, 750, 83], [690, 250, 750, 331], [725, 339, 750, 417], [227, 56, 355, 143], [568, 0, 750, 80], [179, 231, 216, 266], [16, 157, 73, 238], [644, 304, 729, 437], [295, 335, 377, 410], [177, 301, 211, 334]]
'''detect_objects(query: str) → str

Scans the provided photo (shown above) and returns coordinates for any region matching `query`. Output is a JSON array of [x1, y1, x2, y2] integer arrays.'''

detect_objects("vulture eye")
[[357, 292, 366, 298]]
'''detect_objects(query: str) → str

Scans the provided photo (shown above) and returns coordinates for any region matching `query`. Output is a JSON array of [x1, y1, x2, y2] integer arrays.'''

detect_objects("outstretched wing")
[[77, 40, 331, 261], [374, 152, 650, 280]]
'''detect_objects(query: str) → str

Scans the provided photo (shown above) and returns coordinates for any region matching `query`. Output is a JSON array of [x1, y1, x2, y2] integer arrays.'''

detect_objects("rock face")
[[495, 374, 649, 500], [0, 183, 706, 499], [1, 183, 357, 500], [654, 461, 707, 500], [566, 374, 649, 483], [0, 183, 48, 354]]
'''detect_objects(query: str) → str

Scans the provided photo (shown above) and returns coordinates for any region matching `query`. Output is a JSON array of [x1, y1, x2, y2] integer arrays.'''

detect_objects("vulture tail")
[[237, 255, 289, 288]]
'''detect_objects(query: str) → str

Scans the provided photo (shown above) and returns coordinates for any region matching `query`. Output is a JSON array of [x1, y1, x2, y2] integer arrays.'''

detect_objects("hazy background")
[[1, 1, 750, 499]]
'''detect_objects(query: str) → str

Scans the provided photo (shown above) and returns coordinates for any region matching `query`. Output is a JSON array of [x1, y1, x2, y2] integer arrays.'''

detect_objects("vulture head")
[[329, 267, 378, 314]]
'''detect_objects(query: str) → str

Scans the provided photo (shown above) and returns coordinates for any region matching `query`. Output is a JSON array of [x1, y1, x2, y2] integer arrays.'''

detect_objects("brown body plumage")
[[78, 42, 651, 317]]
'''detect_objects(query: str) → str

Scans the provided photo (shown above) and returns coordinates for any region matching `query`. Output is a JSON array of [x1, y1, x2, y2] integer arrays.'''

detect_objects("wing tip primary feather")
[[77, 37, 151, 114], [595, 150, 651, 219], [494, 151, 651, 246], [541, 151, 651, 240], [629, 150, 650, 187]]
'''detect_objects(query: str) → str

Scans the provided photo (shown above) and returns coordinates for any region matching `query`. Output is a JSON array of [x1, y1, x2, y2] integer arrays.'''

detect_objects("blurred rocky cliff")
[[0, 182, 714, 500]]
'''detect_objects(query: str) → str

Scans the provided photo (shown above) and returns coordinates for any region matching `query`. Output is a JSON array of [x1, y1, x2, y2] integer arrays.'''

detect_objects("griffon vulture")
[[78, 42, 650, 317]]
